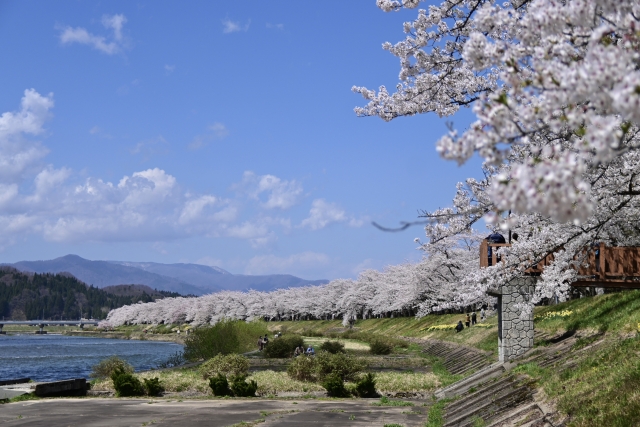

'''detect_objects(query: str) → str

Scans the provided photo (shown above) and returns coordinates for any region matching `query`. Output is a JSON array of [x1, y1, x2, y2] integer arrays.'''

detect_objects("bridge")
[[0, 320, 100, 335]]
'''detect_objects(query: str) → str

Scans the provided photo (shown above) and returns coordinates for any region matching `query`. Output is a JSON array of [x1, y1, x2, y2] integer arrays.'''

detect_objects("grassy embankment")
[[262, 292, 640, 426], [90, 290, 640, 426]]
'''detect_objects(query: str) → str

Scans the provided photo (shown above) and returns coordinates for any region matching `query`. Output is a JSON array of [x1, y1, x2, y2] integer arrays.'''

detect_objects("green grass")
[[425, 399, 450, 427], [515, 335, 640, 427], [534, 290, 640, 335], [370, 396, 414, 407], [5, 393, 40, 403]]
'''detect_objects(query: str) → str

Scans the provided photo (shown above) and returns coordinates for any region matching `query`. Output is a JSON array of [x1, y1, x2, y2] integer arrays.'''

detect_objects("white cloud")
[[0, 89, 363, 254], [245, 252, 330, 275], [58, 14, 128, 55], [179, 195, 217, 225], [164, 64, 175, 75], [266, 23, 284, 30], [300, 199, 346, 230], [222, 18, 251, 34], [300, 199, 366, 230], [238, 171, 303, 209]]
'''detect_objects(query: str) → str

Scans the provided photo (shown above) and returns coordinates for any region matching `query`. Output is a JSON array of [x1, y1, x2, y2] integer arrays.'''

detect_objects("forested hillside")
[[0, 268, 182, 320]]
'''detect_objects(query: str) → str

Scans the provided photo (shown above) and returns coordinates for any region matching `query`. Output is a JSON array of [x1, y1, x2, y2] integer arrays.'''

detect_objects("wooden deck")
[[480, 240, 640, 289]]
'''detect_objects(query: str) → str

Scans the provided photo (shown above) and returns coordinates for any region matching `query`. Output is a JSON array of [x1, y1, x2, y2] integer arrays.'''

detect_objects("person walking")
[[257, 336, 264, 351], [263, 334, 269, 348], [465, 313, 471, 328], [480, 307, 486, 321], [471, 311, 477, 325]]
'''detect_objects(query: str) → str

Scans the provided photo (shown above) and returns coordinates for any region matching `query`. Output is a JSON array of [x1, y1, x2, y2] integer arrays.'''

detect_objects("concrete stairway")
[[430, 330, 606, 427], [419, 339, 493, 377]]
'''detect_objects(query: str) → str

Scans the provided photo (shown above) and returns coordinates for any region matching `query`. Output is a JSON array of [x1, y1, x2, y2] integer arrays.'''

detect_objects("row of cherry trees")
[[102, 232, 487, 327]]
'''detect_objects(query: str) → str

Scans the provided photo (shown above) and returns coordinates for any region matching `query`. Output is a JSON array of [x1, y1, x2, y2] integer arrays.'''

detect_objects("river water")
[[0, 334, 183, 382]]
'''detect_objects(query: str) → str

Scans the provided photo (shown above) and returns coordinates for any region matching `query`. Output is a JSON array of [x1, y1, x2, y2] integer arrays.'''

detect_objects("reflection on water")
[[0, 334, 183, 382]]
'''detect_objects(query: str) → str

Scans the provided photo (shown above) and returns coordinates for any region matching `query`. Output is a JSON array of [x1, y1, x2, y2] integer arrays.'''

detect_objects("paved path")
[[0, 398, 428, 427]]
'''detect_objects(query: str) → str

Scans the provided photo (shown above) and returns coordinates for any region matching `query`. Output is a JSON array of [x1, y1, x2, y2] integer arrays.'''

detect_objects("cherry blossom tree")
[[355, 0, 640, 223], [352, 0, 640, 310]]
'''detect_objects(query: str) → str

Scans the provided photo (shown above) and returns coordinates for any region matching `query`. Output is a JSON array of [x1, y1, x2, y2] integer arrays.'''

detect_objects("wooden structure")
[[480, 240, 640, 289]]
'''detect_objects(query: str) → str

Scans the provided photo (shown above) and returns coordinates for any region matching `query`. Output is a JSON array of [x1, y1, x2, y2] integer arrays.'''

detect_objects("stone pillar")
[[496, 277, 536, 362]]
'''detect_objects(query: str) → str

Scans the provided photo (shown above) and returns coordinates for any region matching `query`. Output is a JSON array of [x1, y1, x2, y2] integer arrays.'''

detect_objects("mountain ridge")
[[4, 255, 329, 296]]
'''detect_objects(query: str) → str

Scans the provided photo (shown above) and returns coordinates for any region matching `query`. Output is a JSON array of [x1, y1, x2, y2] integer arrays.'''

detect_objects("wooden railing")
[[479, 240, 640, 288]]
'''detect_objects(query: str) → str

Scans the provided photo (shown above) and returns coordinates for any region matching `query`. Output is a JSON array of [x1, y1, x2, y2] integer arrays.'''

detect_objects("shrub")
[[322, 373, 349, 397], [320, 340, 345, 354], [354, 372, 378, 397], [314, 351, 368, 382], [209, 373, 232, 397], [183, 320, 268, 361], [263, 335, 304, 358], [158, 351, 186, 369], [90, 356, 134, 379], [369, 339, 394, 355], [111, 367, 144, 397], [143, 377, 165, 396], [229, 375, 258, 397], [287, 355, 317, 382], [199, 354, 250, 380]]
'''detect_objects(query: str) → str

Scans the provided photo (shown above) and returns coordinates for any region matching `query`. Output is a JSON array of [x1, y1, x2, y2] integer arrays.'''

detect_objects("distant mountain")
[[4, 255, 329, 296], [111, 261, 230, 293], [0, 268, 178, 320], [7, 255, 205, 296]]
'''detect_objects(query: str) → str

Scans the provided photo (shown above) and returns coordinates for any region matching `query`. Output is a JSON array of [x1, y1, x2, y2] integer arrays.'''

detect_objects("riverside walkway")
[[0, 320, 99, 334], [0, 397, 427, 427]]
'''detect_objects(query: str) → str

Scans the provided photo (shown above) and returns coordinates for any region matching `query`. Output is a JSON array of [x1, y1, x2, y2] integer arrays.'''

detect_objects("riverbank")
[[62, 330, 185, 344]]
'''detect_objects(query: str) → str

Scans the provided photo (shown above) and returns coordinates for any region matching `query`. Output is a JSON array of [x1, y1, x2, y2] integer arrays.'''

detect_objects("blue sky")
[[0, 0, 482, 279]]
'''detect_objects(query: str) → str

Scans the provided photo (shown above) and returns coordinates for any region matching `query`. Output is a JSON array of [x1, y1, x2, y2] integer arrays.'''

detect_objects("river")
[[0, 334, 183, 382]]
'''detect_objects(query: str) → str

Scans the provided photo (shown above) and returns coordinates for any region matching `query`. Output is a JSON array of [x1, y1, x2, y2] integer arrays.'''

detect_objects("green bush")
[[322, 373, 349, 397], [287, 354, 317, 382], [143, 377, 164, 396], [199, 354, 250, 379], [263, 335, 304, 358], [355, 372, 378, 397], [90, 356, 134, 379], [183, 320, 268, 361], [320, 340, 345, 354], [314, 351, 367, 381], [111, 367, 144, 397], [369, 339, 394, 355], [209, 373, 232, 397], [229, 375, 258, 397]]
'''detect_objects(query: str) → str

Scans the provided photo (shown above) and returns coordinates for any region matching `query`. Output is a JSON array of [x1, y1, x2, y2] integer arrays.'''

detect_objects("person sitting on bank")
[[293, 346, 302, 357], [306, 346, 315, 356], [455, 321, 464, 333]]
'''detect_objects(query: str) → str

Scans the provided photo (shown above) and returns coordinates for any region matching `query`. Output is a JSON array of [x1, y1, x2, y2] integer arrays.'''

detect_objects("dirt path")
[[0, 397, 429, 427]]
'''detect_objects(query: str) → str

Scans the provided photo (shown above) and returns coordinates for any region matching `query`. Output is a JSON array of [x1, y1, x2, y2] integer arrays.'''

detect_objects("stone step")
[[451, 359, 490, 376], [485, 402, 544, 427], [443, 384, 534, 427], [442, 353, 485, 369], [448, 355, 487, 371], [435, 363, 506, 399], [445, 376, 516, 415]]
